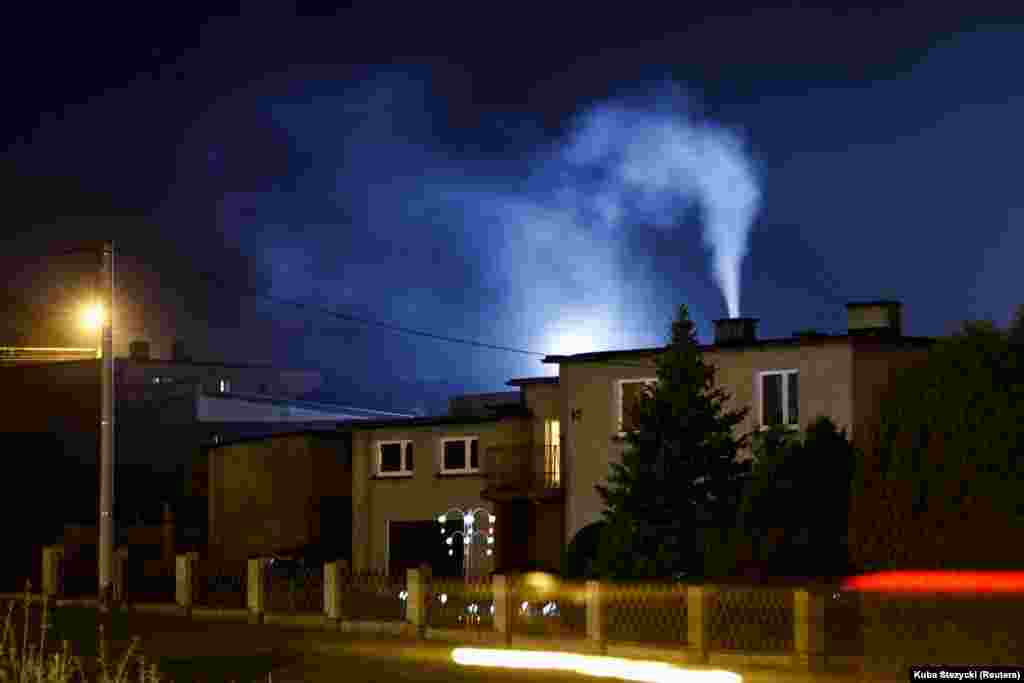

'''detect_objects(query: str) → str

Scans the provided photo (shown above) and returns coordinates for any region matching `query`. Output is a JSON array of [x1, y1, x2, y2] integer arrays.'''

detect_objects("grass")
[[0, 581, 162, 682]]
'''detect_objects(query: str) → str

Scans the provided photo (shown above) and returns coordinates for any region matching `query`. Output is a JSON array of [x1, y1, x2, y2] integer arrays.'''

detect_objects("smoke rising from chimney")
[[558, 90, 762, 318]]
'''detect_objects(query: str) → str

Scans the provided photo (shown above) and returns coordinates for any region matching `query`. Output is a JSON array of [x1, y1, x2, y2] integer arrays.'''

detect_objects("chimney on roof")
[[846, 301, 902, 337], [172, 340, 190, 362], [713, 318, 759, 346], [129, 340, 150, 361]]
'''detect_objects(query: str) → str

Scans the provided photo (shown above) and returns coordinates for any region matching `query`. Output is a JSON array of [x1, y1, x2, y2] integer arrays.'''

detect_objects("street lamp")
[[79, 302, 106, 334]]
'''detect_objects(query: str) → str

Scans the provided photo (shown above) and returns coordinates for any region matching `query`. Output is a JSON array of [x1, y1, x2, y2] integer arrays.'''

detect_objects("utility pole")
[[98, 241, 115, 610]]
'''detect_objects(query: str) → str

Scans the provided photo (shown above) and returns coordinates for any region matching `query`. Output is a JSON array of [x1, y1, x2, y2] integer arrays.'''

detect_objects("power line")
[[27, 246, 664, 371]]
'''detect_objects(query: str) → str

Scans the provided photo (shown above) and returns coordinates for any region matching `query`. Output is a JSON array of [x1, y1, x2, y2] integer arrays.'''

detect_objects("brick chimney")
[[713, 318, 759, 346], [129, 340, 150, 360], [846, 301, 902, 337]]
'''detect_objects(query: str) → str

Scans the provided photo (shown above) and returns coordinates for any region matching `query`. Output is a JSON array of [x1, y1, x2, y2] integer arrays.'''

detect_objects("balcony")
[[481, 444, 564, 502]]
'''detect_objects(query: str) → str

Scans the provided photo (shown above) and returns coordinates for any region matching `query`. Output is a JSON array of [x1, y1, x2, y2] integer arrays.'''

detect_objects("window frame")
[[757, 369, 800, 430], [376, 439, 415, 477], [615, 378, 658, 436], [439, 436, 481, 475]]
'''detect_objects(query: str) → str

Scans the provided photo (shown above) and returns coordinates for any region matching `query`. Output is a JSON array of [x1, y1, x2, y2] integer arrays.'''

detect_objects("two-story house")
[[347, 300, 934, 578]]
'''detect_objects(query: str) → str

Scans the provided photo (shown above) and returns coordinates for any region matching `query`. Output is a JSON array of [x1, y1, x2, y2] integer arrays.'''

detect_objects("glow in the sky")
[[451, 648, 742, 683]]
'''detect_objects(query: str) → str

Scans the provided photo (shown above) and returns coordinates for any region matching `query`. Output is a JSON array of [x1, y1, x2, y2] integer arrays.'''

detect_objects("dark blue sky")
[[2, 4, 1021, 414]]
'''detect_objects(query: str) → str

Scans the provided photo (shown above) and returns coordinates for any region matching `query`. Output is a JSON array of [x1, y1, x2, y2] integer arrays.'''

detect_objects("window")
[[617, 379, 657, 434], [377, 440, 414, 476], [441, 437, 480, 474], [218, 379, 231, 393], [544, 419, 561, 487], [152, 376, 175, 385], [759, 370, 799, 428]]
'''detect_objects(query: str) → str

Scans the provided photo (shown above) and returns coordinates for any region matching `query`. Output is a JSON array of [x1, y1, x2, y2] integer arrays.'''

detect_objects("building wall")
[[560, 342, 860, 545], [208, 432, 351, 561], [350, 417, 530, 573]]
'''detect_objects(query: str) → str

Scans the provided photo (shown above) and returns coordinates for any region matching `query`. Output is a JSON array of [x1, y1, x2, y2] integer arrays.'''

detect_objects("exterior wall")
[[350, 417, 530, 573], [561, 342, 858, 545], [849, 340, 931, 453], [208, 433, 351, 561]]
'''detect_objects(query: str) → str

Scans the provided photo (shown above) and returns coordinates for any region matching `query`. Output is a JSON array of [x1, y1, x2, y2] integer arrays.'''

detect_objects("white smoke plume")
[[558, 93, 762, 319]]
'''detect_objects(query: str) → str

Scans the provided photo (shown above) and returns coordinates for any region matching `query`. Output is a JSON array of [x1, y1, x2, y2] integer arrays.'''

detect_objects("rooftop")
[[506, 376, 559, 387], [543, 333, 936, 364]]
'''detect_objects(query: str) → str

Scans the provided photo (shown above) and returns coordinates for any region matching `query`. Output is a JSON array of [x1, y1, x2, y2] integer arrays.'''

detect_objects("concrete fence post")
[[42, 545, 64, 598], [794, 588, 826, 673], [492, 573, 516, 644], [406, 564, 431, 638], [112, 547, 128, 604], [585, 580, 606, 652], [175, 552, 198, 613], [324, 560, 348, 622], [247, 557, 267, 624], [687, 584, 716, 664]]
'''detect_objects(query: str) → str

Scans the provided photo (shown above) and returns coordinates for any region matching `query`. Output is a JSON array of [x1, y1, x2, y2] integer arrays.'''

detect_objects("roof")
[[200, 390, 415, 418], [341, 414, 516, 431], [206, 426, 348, 450], [506, 376, 559, 387], [543, 334, 936, 364]]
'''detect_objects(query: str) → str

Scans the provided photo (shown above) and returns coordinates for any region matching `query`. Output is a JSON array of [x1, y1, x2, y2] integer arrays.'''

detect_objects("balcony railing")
[[482, 444, 563, 499]]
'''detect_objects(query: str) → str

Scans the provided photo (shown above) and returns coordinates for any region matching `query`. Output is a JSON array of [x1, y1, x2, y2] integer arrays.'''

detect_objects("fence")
[[428, 576, 493, 630], [708, 585, 793, 652], [124, 558, 175, 604], [37, 546, 1023, 675], [343, 571, 406, 622], [193, 558, 247, 609], [265, 563, 323, 613], [604, 581, 689, 646], [510, 574, 586, 639]]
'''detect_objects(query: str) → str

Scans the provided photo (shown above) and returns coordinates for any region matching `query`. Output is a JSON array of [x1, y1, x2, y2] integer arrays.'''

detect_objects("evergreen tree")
[[594, 304, 750, 580]]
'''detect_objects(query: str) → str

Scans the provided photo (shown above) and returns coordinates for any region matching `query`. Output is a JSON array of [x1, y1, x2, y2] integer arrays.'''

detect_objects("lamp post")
[[97, 242, 115, 609]]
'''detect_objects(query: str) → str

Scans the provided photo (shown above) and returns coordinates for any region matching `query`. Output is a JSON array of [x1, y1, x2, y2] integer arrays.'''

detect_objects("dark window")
[[405, 442, 414, 470], [762, 374, 783, 426], [470, 440, 479, 470], [444, 440, 466, 471], [380, 443, 403, 472], [620, 381, 653, 432], [761, 371, 798, 427], [787, 372, 799, 425]]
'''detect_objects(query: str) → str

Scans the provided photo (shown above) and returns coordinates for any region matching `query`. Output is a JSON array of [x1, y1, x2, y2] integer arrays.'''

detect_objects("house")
[[349, 300, 933, 578], [0, 338, 390, 591], [205, 431, 354, 563]]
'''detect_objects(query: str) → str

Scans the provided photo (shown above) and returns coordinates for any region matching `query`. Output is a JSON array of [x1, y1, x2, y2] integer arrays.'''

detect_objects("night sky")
[[2, 4, 1022, 415]]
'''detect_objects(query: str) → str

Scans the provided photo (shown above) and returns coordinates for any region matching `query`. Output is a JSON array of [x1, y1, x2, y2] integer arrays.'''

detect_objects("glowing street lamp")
[[79, 302, 106, 333]]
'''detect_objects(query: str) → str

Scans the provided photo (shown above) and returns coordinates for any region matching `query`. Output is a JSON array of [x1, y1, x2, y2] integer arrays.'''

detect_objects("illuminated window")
[[759, 370, 799, 428], [544, 419, 560, 487], [219, 379, 231, 393], [441, 437, 480, 474], [377, 441, 414, 476], [616, 379, 657, 434]]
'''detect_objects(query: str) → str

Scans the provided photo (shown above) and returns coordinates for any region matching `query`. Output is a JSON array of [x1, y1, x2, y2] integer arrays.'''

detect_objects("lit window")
[[759, 370, 799, 428], [377, 440, 414, 476], [544, 419, 561, 487], [152, 376, 161, 384], [219, 379, 231, 393], [617, 379, 657, 434], [441, 437, 480, 474]]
